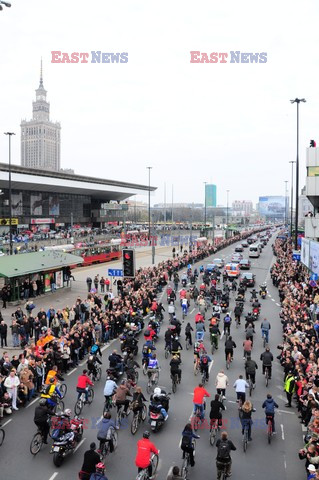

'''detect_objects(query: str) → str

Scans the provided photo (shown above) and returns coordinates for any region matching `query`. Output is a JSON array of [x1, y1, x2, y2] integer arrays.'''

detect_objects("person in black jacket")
[[80, 442, 101, 480], [34, 398, 53, 443], [224, 337, 236, 361], [0, 320, 7, 347], [181, 423, 200, 467], [210, 394, 226, 427]]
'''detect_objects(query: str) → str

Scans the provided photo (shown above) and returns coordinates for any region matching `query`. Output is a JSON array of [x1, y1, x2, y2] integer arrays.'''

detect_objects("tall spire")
[[39, 57, 43, 88]]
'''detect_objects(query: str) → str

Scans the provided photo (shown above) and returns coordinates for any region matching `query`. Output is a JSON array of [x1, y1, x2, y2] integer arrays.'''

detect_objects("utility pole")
[[4, 132, 15, 255]]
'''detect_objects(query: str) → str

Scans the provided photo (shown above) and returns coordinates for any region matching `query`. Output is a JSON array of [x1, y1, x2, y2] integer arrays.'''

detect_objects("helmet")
[[96, 462, 105, 472], [128, 331, 133, 336], [64, 409, 72, 417], [89, 355, 94, 361], [49, 378, 55, 384], [143, 431, 150, 439], [154, 387, 161, 396], [39, 398, 47, 406]]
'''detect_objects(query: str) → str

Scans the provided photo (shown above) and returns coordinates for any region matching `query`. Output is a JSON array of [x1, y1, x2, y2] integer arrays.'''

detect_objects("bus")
[[248, 244, 260, 258]]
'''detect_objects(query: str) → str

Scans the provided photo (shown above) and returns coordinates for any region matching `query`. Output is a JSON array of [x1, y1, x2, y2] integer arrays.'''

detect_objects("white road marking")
[[271, 298, 275, 302], [302, 425, 307, 432], [280, 424, 285, 440], [101, 338, 116, 352], [1, 419, 12, 427], [268, 294, 272, 298], [67, 368, 77, 376], [276, 303, 280, 307], [190, 308, 195, 314], [95, 416, 103, 425], [48, 473, 58, 480], [26, 397, 39, 408], [74, 437, 86, 452]]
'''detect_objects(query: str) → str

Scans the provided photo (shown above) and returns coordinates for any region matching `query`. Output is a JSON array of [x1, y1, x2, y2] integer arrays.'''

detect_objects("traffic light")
[[122, 248, 135, 278], [310, 139, 316, 148]]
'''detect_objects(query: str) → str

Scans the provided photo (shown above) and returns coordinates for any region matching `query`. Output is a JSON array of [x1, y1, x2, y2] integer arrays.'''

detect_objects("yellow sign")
[[0, 218, 18, 226]]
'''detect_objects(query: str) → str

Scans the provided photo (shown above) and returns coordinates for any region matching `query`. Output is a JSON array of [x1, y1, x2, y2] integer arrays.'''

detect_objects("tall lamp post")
[[4, 132, 15, 256], [290, 98, 306, 249], [284, 180, 288, 225], [203, 182, 207, 236], [226, 190, 230, 239], [147, 167, 152, 243], [289, 160, 296, 238]]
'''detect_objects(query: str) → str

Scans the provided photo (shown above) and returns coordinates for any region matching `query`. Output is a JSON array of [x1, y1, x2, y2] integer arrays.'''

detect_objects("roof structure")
[[0, 251, 83, 278]]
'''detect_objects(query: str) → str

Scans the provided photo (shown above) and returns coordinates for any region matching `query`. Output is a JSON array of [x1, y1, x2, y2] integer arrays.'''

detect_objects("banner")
[[259, 196, 285, 217], [310, 241, 319, 275], [55, 270, 63, 289], [301, 238, 310, 269], [31, 194, 43, 215], [0, 218, 18, 226], [49, 195, 60, 216], [31, 218, 55, 224], [11, 193, 23, 216]]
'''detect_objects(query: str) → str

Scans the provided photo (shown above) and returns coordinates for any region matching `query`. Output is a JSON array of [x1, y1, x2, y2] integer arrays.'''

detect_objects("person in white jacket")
[[215, 370, 229, 399], [4, 369, 20, 410], [233, 375, 249, 405]]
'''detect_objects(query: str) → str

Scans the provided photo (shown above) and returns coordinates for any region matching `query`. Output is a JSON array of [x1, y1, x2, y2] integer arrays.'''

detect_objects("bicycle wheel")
[[131, 414, 139, 435], [186, 339, 190, 351], [172, 377, 177, 394], [263, 336, 266, 348], [0, 428, 4, 447], [226, 359, 230, 370], [74, 399, 83, 416], [181, 457, 188, 480], [87, 388, 94, 404], [154, 371, 159, 386], [59, 383, 67, 399], [96, 367, 102, 381], [146, 381, 152, 395], [210, 427, 217, 446], [112, 430, 118, 450], [141, 404, 147, 421], [134, 370, 139, 383], [30, 432, 43, 455], [265, 370, 269, 387], [165, 348, 169, 359], [249, 380, 253, 397], [193, 415, 200, 432], [194, 362, 199, 376], [151, 453, 159, 475], [56, 399, 64, 414], [143, 363, 148, 375], [243, 430, 248, 452], [267, 421, 272, 444]]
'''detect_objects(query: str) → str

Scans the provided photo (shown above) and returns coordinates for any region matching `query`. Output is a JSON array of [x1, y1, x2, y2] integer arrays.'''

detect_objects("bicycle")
[[247, 375, 253, 397], [242, 422, 249, 452], [30, 429, 44, 455], [266, 415, 273, 444], [262, 331, 269, 348], [100, 429, 118, 460], [52, 397, 65, 414], [265, 366, 270, 387], [116, 402, 131, 426], [103, 395, 114, 414], [0, 428, 4, 447], [89, 367, 102, 382], [217, 461, 230, 480], [209, 418, 219, 446], [182, 306, 188, 320], [146, 369, 159, 394], [74, 386, 94, 415], [57, 382, 67, 399], [131, 404, 147, 435], [185, 336, 191, 351], [164, 343, 171, 359], [181, 438, 196, 479], [171, 373, 179, 393], [194, 358, 200, 376], [235, 316, 240, 328], [136, 453, 159, 480], [201, 368, 209, 385], [226, 352, 231, 370], [193, 404, 204, 432]]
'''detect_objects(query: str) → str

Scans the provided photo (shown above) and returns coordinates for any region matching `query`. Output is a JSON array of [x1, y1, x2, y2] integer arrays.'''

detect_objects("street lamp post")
[[4, 132, 15, 255], [204, 182, 207, 236], [289, 160, 296, 238], [147, 167, 152, 243], [290, 98, 306, 249], [226, 190, 230, 239], [284, 180, 288, 225]]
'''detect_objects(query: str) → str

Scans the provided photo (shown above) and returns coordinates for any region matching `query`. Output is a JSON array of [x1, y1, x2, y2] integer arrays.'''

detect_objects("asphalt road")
[[0, 234, 306, 480]]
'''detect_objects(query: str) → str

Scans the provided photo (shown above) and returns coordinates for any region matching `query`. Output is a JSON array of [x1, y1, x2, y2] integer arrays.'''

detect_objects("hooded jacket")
[[215, 373, 229, 389], [262, 398, 278, 414]]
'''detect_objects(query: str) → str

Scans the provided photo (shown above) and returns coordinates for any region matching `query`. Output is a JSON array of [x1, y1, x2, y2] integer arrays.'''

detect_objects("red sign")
[[31, 218, 55, 225]]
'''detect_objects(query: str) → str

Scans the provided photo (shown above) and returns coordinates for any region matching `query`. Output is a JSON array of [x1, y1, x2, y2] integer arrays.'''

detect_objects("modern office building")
[[304, 147, 319, 240], [205, 184, 217, 207], [0, 163, 156, 231], [21, 62, 61, 171]]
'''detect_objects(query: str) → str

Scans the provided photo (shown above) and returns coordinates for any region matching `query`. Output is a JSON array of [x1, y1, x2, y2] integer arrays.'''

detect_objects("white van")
[[249, 244, 260, 258]]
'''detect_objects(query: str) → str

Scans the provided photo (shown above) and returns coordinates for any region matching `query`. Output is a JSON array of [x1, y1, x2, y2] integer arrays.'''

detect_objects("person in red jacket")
[[135, 431, 159, 478], [195, 312, 204, 324], [76, 369, 94, 403], [193, 383, 210, 419]]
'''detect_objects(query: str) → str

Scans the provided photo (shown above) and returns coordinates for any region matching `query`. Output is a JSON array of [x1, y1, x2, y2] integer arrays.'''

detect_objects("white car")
[[213, 258, 224, 268]]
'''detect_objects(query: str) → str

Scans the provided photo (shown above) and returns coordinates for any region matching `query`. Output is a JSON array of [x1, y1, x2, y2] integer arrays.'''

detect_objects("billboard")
[[49, 195, 60, 216], [11, 193, 23, 216], [205, 184, 217, 208], [31, 194, 43, 215], [259, 196, 286, 217], [301, 238, 310, 269], [310, 240, 319, 275]]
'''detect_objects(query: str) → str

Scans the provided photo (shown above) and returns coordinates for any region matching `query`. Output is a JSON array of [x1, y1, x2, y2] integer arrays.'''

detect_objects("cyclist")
[[132, 386, 147, 418], [181, 422, 200, 467], [185, 322, 193, 346], [103, 376, 117, 399], [239, 400, 255, 442], [90, 462, 108, 480], [125, 354, 140, 382], [87, 354, 102, 379], [173, 274, 179, 292], [168, 301, 175, 321], [34, 397, 53, 444], [40, 377, 63, 410], [215, 431, 236, 479], [97, 412, 117, 453], [147, 353, 160, 381], [181, 298, 188, 317], [245, 323, 255, 345], [170, 354, 182, 383], [114, 379, 132, 414], [261, 318, 271, 344], [233, 375, 249, 404], [150, 387, 169, 421], [200, 352, 212, 381], [224, 336, 236, 362], [234, 303, 242, 325], [231, 279, 237, 292], [135, 431, 159, 478], [245, 355, 258, 388], [166, 466, 184, 480], [262, 393, 278, 434], [164, 327, 174, 352], [79, 442, 101, 480], [142, 341, 156, 369], [108, 350, 124, 375], [171, 335, 183, 359], [195, 319, 205, 341], [243, 336, 253, 360], [45, 365, 64, 385], [194, 340, 207, 371], [76, 370, 94, 404], [223, 312, 232, 337], [193, 383, 210, 420], [260, 347, 273, 379], [215, 370, 229, 399], [210, 394, 226, 428], [90, 342, 102, 358], [209, 318, 221, 351]]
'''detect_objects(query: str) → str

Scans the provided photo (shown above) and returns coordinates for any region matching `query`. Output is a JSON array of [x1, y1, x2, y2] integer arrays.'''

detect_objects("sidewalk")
[[0, 245, 173, 356]]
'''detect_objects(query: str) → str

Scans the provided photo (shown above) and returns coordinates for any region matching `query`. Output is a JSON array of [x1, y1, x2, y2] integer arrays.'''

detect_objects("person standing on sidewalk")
[[4, 369, 20, 410], [0, 319, 7, 347], [284, 371, 296, 408], [10, 318, 20, 348]]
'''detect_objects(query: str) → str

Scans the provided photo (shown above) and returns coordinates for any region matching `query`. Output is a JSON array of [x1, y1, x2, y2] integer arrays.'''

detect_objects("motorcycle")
[[182, 278, 187, 288], [260, 289, 267, 299], [51, 418, 83, 467], [106, 366, 123, 381], [149, 396, 170, 432], [252, 307, 260, 320]]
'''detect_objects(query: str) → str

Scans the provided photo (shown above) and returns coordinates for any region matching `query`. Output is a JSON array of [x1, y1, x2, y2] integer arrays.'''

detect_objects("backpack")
[[91, 345, 98, 354], [201, 356, 208, 365], [144, 329, 151, 338], [217, 440, 231, 459], [181, 435, 190, 448], [41, 384, 51, 395], [224, 316, 231, 323]]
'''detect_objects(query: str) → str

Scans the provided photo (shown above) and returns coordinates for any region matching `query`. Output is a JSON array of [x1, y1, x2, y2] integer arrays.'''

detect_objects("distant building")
[[232, 200, 253, 217], [60, 168, 75, 174], [205, 184, 217, 207], [153, 203, 203, 209], [299, 185, 313, 226], [21, 61, 61, 171]]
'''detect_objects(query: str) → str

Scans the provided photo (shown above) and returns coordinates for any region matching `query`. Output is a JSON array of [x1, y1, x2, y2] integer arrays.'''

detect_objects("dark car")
[[239, 259, 251, 270], [247, 238, 254, 245], [239, 272, 256, 287], [235, 245, 244, 252]]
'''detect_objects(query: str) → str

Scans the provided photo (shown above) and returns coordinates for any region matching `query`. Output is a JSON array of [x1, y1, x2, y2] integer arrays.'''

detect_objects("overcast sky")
[[1, 0, 318, 207]]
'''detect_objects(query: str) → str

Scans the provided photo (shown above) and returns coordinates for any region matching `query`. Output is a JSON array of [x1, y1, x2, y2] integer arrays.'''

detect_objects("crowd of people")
[[272, 237, 319, 479]]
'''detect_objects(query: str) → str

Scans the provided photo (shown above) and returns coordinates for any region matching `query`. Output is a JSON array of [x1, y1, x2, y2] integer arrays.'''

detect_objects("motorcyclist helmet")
[[64, 409, 72, 417], [96, 462, 105, 473], [154, 387, 161, 396], [143, 431, 150, 439]]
